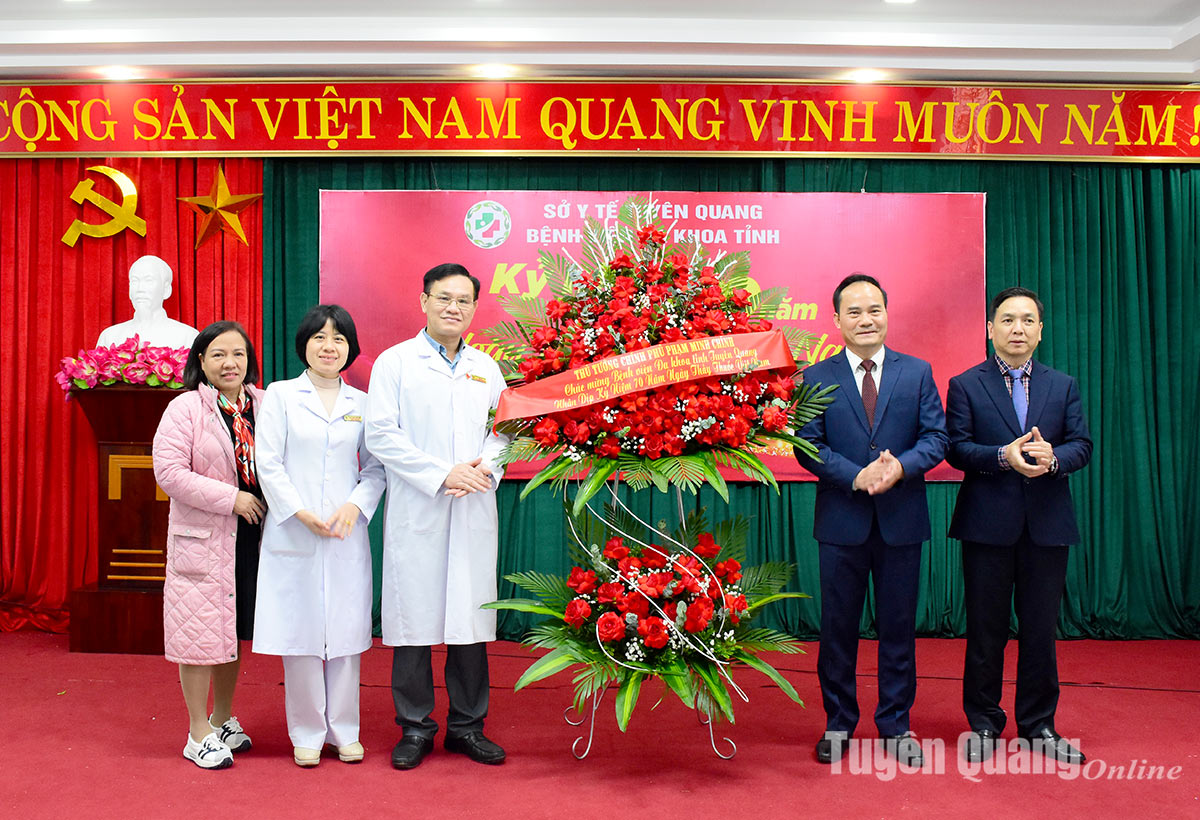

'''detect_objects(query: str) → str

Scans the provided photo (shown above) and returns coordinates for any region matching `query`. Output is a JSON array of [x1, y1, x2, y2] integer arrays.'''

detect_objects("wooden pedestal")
[[69, 385, 181, 654]]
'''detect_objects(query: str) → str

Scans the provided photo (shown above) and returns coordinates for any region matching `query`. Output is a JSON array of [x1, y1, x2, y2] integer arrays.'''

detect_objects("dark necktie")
[[1009, 368, 1028, 430], [861, 359, 877, 427]]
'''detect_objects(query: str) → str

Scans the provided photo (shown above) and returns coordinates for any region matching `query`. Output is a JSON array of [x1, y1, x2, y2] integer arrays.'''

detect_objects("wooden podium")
[[69, 385, 180, 654]]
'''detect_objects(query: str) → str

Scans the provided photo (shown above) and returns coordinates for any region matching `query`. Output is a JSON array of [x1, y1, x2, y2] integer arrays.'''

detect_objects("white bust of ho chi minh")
[[96, 255, 199, 349]]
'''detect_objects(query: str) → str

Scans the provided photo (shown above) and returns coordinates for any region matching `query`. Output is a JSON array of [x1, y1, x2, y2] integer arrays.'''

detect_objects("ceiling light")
[[845, 68, 887, 84], [474, 63, 519, 80], [96, 66, 143, 81], [884, 0, 917, 4]]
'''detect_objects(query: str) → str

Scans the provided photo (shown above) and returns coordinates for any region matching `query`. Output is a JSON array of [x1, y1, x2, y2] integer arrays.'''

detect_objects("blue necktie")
[[1009, 369, 1027, 430]]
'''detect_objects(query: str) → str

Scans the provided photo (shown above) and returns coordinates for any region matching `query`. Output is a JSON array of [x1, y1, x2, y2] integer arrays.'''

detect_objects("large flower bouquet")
[[487, 504, 808, 733], [486, 196, 834, 515], [55, 335, 187, 395], [483, 197, 836, 740]]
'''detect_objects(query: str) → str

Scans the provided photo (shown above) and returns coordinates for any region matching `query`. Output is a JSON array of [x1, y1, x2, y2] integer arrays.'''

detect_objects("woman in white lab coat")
[[252, 305, 385, 767]]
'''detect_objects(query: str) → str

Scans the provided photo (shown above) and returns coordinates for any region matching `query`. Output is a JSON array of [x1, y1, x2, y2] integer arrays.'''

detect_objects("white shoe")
[[210, 715, 252, 752], [294, 747, 321, 767], [336, 742, 365, 763], [183, 732, 233, 770]]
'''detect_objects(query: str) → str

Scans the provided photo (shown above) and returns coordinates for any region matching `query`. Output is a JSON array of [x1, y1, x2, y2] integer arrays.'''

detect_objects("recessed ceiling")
[[1, 0, 1197, 84]]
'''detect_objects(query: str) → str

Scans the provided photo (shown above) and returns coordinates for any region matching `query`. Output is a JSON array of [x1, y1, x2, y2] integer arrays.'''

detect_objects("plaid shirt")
[[995, 355, 1056, 473]]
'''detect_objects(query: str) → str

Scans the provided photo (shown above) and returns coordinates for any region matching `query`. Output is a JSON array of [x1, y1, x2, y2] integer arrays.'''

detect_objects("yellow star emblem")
[[178, 165, 263, 249]]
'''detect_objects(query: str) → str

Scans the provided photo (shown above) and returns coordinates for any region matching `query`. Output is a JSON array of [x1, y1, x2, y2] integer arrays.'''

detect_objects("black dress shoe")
[[391, 734, 434, 770], [815, 733, 848, 764], [445, 731, 506, 764], [1023, 727, 1085, 765], [964, 728, 998, 763], [883, 732, 924, 767]]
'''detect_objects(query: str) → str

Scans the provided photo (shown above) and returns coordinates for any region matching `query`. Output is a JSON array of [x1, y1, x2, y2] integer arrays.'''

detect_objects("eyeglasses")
[[428, 294, 476, 310]]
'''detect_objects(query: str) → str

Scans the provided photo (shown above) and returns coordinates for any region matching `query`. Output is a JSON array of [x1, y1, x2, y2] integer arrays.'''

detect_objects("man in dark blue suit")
[[946, 286, 1092, 765], [796, 273, 948, 766]]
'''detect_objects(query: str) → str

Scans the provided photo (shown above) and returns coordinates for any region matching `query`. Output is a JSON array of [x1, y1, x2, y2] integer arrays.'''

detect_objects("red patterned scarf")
[[217, 390, 257, 488]]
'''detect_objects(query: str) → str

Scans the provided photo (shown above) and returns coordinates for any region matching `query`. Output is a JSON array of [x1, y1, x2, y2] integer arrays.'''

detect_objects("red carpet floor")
[[2, 631, 1197, 819]]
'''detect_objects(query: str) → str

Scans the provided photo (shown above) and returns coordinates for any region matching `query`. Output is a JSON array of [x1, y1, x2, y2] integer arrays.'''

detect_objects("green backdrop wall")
[[260, 157, 1200, 641]]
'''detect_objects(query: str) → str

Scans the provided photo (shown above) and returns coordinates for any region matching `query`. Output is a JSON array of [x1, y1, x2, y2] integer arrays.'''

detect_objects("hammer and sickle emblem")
[[61, 165, 148, 247]]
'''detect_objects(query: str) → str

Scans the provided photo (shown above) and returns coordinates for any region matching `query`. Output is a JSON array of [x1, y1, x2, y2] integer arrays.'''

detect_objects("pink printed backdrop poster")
[[319, 190, 985, 480]]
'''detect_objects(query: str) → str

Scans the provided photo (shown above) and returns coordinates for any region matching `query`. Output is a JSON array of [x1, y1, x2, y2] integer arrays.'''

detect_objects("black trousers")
[[962, 532, 1070, 736], [391, 643, 489, 739], [817, 520, 922, 737]]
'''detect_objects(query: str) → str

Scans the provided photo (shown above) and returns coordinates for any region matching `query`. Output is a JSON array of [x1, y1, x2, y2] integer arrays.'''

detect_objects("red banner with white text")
[[495, 330, 796, 423], [319, 190, 984, 480]]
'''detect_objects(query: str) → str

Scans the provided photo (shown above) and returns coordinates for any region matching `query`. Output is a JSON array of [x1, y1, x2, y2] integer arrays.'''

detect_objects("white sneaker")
[[210, 715, 252, 752], [183, 732, 233, 770]]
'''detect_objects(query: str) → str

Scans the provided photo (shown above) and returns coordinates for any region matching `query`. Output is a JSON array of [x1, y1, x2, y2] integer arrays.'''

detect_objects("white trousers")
[[282, 654, 361, 749]]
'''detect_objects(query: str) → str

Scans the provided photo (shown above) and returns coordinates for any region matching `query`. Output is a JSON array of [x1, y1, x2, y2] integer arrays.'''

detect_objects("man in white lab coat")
[[365, 263, 509, 770]]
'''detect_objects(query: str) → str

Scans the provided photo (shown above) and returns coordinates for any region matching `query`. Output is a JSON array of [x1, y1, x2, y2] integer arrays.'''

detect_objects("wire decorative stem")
[[566, 689, 606, 759], [696, 707, 738, 758]]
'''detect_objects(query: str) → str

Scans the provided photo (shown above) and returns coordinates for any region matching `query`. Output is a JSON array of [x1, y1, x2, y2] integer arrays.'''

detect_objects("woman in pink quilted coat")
[[153, 321, 267, 770]]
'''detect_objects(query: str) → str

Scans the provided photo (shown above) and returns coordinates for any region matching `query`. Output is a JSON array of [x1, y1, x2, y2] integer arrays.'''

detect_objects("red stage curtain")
[[0, 157, 263, 632]]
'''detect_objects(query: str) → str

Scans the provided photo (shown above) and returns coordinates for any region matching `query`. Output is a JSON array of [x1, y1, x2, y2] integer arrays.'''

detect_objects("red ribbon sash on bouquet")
[[495, 329, 796, 423]]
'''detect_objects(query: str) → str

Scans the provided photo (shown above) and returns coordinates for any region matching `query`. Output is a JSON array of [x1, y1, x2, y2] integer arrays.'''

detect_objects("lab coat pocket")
[[167, 525, 215, 579], [263, 515, 317, 556]]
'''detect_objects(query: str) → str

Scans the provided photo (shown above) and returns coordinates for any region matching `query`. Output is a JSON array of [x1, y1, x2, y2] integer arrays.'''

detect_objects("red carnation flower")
[[603, 537, 629, 560], [597, 611, 627, 642], [637, 616, 670, 649], [610, 253, 635, 271], [618, 592, 651, 619], [595, 436, 621, 458], [567, 566, 598, 594], [617, 556, 643, 577], [684, 597, 715, 633], [563, 598, 592, 628], [767, 375, 796, 401], [641, 545, 670, 569], [596, 582, 624, 604], [762, 405, 789, 432], [533, 417, 560, 447], [714, 558, 742, 584], [695, 533, 721, 559]]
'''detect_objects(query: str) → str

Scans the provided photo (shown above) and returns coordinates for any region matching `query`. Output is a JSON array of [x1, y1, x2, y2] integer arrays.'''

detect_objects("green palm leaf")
[[480, 598, 563, 618], [749, 285, 789, 321], [494, 292, 550, 328], [537, 250, 577, 299], [514, 647, 579, 691], [782, 325, 818, 361], [791, 382, 839, 426], [659, 657, 695, 707], [519, 456, 577, 500], [695, 450, 730, 503], [580, 217, 612, 275], [691, 661, 736, 723], [713, 446, 779, 491], [739, 561, 798, 601], [734, 651, 804, 705], [731, 627, 806, 654], [498, 435, 548, 466], [500, 570, 574, 610], [745, 591, 810, 613], [614, 672, 644, 731], [571, 663, 618, 713], [571, 458, 620, 517], [713, 251, 751, 290], [654, 454, 707, 494], [672, 509, 710, 551]]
